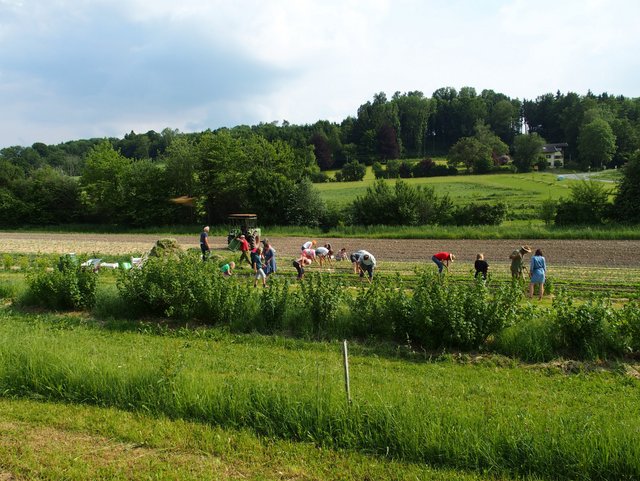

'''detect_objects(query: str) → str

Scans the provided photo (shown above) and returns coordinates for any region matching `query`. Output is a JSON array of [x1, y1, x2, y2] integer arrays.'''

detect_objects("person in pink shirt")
[[432, 252, 455, 273], [301, 248, 316, 262]]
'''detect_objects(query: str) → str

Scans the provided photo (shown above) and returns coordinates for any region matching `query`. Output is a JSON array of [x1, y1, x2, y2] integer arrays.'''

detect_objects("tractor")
[[226, 213, 261, 251]]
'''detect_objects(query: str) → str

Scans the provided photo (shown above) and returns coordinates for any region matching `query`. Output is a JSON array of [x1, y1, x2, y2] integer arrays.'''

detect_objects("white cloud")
[[0, 0, 639, 146]]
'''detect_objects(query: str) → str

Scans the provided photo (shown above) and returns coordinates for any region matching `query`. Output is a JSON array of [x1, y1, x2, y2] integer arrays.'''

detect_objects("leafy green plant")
[[295, 273, 344, 337], [116, 252, 249, 324], [349, 274, 411, 339], [23, 255, 97, 310], [258, 278, 290, 333], [552, 291, 624, 359]]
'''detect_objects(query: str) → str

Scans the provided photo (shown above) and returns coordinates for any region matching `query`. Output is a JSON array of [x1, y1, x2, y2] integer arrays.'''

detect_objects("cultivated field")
[[1, 231, 640, 267]]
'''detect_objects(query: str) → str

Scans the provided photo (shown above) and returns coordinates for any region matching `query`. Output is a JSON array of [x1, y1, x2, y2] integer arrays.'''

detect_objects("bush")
[[116, 252, 249, 324], [294, 273, 344, 338], [349, 274, 411, 340], [402, 272, 522, 350], [554, 181, 612, 226], [350, 180, 454, 226], [552, 291, 624, 359], [617, 301, 640, 353], [24, 254, 97, 310], [309, 171, 331, 183], [336, 160, 366, 182], [257, 278, 291, 333], [453, 202, 507, 226]]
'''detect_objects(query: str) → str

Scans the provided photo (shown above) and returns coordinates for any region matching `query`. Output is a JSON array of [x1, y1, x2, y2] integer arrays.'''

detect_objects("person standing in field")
[[238, 235, 251, 266], [263, 241, 277, 276], [199, 226, 211, 261], [474, 253, 489, 280], [432, 252, 455, 274], [251, 247, 267, 288], [529, 248, 547, 300], [509, 245, 532, 279]]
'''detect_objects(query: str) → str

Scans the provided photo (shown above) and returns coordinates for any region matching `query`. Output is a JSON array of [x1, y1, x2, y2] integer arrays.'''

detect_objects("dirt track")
[[1, 232, 639, 268]]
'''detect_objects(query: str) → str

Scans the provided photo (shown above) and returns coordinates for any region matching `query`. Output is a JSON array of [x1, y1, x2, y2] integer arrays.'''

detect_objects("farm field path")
[[1, 232, 639, 267]]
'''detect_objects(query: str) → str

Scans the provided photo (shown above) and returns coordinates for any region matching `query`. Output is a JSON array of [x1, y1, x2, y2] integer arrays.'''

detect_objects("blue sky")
[[1, 0, 639, 148]]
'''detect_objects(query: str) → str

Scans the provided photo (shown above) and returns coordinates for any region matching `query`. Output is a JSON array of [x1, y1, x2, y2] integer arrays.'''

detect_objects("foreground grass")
[[1, 309, 639, 480], [0, 398, 499, 481]]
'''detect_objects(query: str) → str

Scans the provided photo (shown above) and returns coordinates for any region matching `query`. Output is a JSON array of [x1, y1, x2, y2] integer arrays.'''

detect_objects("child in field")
[[335, 247, 348, 261], [251, 247, 267, 288], [474, 254, 488, 280], [221, 261, 235, 277]]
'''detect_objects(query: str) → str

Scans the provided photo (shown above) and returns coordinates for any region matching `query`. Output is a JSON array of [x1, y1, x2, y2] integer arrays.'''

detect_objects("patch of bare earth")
[[1, 232, 639, 267]]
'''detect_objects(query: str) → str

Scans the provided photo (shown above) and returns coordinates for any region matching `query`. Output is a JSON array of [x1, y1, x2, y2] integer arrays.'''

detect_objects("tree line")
[[1, 87, 639, 227]]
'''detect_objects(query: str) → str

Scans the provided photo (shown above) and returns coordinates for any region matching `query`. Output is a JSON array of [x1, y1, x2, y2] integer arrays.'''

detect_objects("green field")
[[1, 308, 639, 480], [316, 170, 609, 220], [1, 227, 639, 479]]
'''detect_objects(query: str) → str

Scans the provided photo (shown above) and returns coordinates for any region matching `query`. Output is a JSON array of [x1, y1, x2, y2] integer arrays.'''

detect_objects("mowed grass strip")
[[1, 309, 639, 480], [0, 399, 489, 481]]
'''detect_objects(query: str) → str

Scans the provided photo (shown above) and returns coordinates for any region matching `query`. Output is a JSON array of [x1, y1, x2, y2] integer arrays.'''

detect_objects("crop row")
[[8, 250, 640, 360]]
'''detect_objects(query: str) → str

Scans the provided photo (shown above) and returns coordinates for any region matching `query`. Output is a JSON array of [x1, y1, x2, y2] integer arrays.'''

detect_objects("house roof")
[[542, 143, 568, 153], [542, 145, 561, 153]]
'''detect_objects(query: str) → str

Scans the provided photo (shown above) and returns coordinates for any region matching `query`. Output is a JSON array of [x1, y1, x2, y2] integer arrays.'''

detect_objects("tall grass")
[[1, 309, 639, 480]]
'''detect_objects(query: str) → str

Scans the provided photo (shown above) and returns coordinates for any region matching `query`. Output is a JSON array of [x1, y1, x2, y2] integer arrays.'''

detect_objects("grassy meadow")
[[316, 168, 613, 221], [1, 308, 640, 480]]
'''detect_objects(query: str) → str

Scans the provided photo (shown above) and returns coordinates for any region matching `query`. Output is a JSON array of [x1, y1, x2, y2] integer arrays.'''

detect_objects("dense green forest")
[[1, 87, 639, 227]]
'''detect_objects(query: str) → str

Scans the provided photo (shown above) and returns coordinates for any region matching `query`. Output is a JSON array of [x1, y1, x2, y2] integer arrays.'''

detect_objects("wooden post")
[[342, 340, 351, 405]]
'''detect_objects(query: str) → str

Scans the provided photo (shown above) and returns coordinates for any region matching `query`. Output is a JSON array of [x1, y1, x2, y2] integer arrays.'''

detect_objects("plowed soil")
[[1, 232, 639, 267]]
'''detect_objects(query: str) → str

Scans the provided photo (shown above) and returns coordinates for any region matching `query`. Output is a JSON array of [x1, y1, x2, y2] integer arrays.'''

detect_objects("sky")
[[1, 0, 639, 148]]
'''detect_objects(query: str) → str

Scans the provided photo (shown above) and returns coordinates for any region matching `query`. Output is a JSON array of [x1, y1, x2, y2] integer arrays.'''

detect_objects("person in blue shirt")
[[263, 241, 277, 277], [199, 226, 210, 261], [251, 247, 267, 288], [529, 248, 547, 300]]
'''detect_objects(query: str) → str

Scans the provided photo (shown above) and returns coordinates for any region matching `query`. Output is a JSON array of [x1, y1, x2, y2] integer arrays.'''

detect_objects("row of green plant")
[[5, 220, 640, 239], [16, 251, 640, 360], [1, 308, 639, 481]]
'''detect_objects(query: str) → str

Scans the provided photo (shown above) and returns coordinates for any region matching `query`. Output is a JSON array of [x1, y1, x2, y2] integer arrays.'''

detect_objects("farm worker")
[[293, 255, 312, 280], [432, 252, 455, 273], [474, 253, 489, 280], [350, 250, 366, 274], [357, 251, 376, 281], [301, 248, 316, 262], [200, 226, 211, 261], [509, 245, 532, 279], [238, 235, 251, 266], [301, 240, 317, 251], [221, 261, 235, 277], [263, 242, 277, 276], [251, 247, 267, 288], [335, 247, 348, 261], [315, 245, 332, 267], [529, 249, 547, 300]]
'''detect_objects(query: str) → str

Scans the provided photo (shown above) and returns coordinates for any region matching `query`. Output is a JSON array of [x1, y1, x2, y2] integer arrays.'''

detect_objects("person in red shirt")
[[432, 251, 455, 273], [237, 235, 251, 266]]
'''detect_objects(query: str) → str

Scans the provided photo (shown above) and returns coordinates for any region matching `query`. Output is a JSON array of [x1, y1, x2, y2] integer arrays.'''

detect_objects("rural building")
[[542, 143, 568, 168]]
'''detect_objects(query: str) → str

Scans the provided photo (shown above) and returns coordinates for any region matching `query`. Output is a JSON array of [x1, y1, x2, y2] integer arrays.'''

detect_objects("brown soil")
[[1, 232, 639, 267]]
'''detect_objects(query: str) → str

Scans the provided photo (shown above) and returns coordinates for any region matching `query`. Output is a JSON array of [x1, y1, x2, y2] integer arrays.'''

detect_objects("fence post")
[[342, 339, 351, 405]]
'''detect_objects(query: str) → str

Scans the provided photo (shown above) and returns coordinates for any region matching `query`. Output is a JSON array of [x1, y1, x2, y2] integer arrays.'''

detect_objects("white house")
[[541, 143, 568, 168]]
